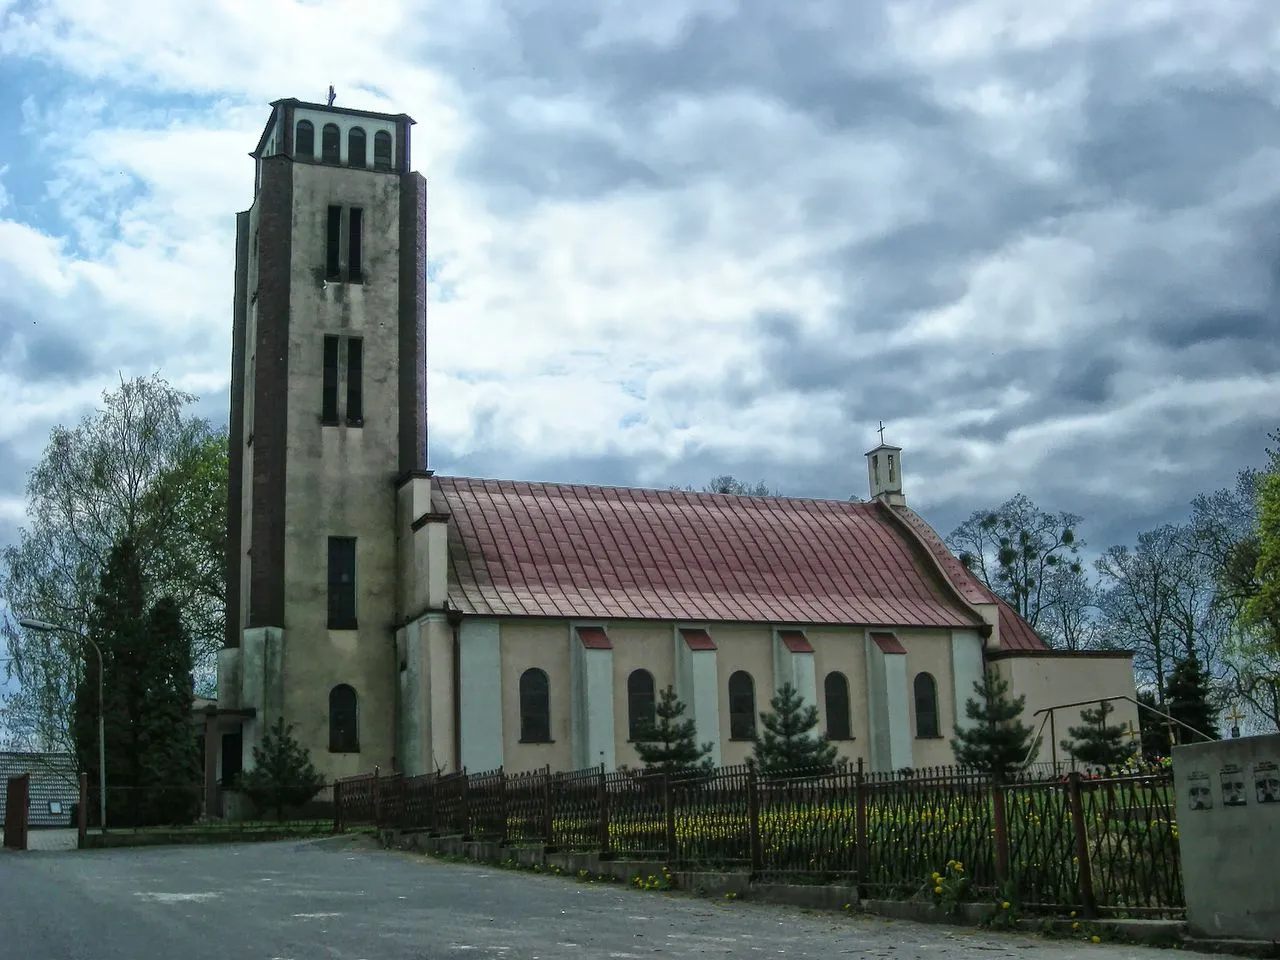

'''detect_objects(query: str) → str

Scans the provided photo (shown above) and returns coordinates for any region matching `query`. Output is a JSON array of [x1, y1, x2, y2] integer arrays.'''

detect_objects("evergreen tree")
[[1060, 699, 1138, 769], [751, 683, 838, 776], [632, 686, 714, 776], [75, 537, 149, 827], [136, 597, 200, 825], [237, 717, 327, 820], [950, 670, 1041, 782], [1165, 654, 1220, 744], [1136, 689, 1171, 759]]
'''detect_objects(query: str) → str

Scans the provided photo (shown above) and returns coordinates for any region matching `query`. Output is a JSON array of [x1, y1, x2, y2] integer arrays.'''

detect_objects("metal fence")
[[334, 760, 1183, 917]]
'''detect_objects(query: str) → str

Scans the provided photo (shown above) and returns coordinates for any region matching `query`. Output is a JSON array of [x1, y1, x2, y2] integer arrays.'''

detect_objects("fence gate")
[[3, 774, 30, 851]]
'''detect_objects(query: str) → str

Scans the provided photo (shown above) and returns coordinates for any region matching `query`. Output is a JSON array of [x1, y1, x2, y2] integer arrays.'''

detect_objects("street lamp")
[[18, 618, 107, 833]]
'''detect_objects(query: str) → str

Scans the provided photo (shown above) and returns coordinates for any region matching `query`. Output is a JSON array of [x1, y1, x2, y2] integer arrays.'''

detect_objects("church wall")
[[713, 625, 774, 767], [988, 651, 1138, 765], [808, 628, 870, 767], [609, 623, 678, 770], [901, 629, 955, 768], [501, 620, 573, 774], [277, 160, 404, 782]]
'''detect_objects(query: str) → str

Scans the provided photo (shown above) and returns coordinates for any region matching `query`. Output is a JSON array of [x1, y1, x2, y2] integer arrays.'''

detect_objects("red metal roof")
[[778, 630, 814, 653], [870, 631, 907, 655], [680, 628, 717, 650], [434, 477, 991, 630], [576, 626, 612, 650]]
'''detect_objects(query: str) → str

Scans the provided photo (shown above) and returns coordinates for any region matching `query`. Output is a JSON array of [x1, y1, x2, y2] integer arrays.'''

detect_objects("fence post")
[[78, 772, 88, 849], [542, 768, 556, 848], [992, 782, 1010, 884], [598, 764, 611, 857], [1067, 772, 1098, 917], [461, 771, 473, 838], [663, 773, 677, 865], [499, 769, 509, 846], [372, 766, 382, 827], [334, 780, 344, 833], [746, 767, 762, 874], [854, 759, 868, 892]]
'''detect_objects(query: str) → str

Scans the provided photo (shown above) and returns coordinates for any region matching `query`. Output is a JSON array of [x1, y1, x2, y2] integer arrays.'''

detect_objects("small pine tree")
[[751, 683, 838, 777], [1165, 655, 1220, 744], [236, 717, 327, 820], [632, 686, 714, 776], [1060, 699, 1138, 770], [950, 670, 1041, 782]]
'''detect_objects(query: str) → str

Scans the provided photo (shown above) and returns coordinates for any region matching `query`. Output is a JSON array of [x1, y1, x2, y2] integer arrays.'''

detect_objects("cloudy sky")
[[2, 0, 1279, 579]]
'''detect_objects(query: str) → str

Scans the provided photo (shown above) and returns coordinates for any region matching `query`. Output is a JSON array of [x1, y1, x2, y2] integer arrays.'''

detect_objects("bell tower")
[[866, 422, 905, 506], [217, 95, 429, 792]]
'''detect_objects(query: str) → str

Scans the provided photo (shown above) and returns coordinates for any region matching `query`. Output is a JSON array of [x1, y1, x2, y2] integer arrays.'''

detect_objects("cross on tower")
[[327, 85, 337, 106], [877, 421, 886, 445]]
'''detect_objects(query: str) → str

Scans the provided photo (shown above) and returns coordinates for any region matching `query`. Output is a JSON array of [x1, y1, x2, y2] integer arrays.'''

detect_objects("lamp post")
[[18, 618, 107, 833]]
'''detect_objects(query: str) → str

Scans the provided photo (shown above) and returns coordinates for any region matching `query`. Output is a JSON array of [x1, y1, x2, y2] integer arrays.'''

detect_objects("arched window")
[[295, 120, 314, 159], [329, 684, 359, 752], [914, 672, 939, 738], [728, 670, 756, 740], [348, 127, 366, 167], [627, 669, 656, 740], [824, 671, 852, 740], [519, 668, 551, 743], [373, 130, 393, 170], [321, 123, 341, 163]]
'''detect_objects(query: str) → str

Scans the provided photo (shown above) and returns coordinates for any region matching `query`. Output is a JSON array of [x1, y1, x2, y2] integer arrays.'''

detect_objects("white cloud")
[[0, 0, 1277, 563]]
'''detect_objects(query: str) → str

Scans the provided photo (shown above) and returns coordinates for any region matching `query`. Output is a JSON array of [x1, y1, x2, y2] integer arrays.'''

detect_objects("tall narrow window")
[[825, 671, 852, 740], [519, 668, 551, 743], [346, 337, 363, 426], [373, 131, 392, 170], [321, 336, 339, 424], [327, 537, 357, 629], [914, 672, 940, 738], [348, 127, 367, 167], [627, 669, 656, 740], [728, 670, 756, 740], [329, 684, 359, 753], [325, 205, 342, 281], [321, 123, 341, 163], [348, 207, 364, 282], [295, 120, 315, 159]]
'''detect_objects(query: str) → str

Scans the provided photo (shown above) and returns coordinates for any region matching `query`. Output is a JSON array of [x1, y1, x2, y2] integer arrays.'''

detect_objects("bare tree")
[[1094, 524, 1224, 700], [0, 374, 226, 752], [670, 475, 781, 496], [1039, 563, 1100, 651], [945, 493, 1084, 637]]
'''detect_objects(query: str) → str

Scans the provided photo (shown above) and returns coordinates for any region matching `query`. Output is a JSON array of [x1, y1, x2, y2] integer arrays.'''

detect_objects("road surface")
[[0, 835, 1201, 959]]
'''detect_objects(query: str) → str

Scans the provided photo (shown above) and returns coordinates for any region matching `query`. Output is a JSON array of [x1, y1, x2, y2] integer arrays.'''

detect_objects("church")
[[207, 96, 1137, 805]]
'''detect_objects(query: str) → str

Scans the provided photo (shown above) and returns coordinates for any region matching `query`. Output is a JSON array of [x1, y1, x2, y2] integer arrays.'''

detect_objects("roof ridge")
[[434, 474, 875, 507]]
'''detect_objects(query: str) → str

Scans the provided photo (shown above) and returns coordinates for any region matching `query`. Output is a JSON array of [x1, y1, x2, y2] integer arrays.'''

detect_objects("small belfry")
[[865, 421, 905, 506]]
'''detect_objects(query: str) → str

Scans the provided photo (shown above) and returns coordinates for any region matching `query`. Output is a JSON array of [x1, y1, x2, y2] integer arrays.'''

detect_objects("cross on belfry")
[[327, 85, 337, 106], [877, 421, 886, 445]]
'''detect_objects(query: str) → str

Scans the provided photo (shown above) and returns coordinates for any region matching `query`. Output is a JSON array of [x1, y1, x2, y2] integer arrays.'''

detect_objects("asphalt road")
[[0, 836, 1202, 959]]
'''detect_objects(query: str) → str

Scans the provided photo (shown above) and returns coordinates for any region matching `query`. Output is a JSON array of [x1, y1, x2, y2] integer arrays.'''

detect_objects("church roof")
[[433, 476, 1047, 648]]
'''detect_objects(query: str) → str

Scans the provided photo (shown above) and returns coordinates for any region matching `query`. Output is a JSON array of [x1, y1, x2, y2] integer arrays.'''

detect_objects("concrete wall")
[[1173, 734, 1280, 941], [275, 159, 405, 782], [988, 651, 1138, 766], [713, 625, 773, 767], [902, 629, 954, 768], [809, 628, 870, 767], [501, 621, 572, 774]]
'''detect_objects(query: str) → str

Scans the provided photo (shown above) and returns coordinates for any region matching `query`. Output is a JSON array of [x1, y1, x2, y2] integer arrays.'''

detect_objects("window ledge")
[[329, 748, 360, 754], [827, 735, 857, 742], [327, 621, 359, 631], [915, 734, 944, 740], [518, 738, 555, 745], [729, 736, 757, 742], [320, 418, 340, 427], [345, 419, 364, 428]]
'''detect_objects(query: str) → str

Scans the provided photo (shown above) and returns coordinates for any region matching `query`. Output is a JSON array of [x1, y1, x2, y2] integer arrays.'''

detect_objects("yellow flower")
[[1091, 936, 1101, 944], [1070, 911, 1077, 918], [1001, 901, 1010, 910], [1072, 922, 1080, 930], [934, 885, 943, 894]]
